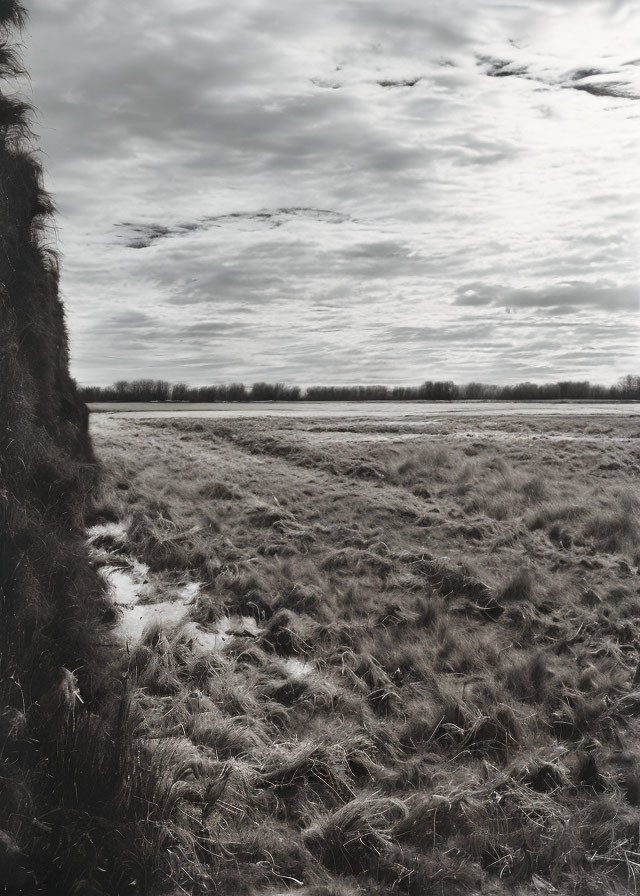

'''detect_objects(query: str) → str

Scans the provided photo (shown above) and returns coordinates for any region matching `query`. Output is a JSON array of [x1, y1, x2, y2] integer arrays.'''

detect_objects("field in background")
[[90, 410, 640, 895], [89, 400, 640, 419]]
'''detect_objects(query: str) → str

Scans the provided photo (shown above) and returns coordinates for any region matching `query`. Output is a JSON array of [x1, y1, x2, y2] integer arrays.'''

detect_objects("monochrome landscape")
[[1, 1, 639, 895]]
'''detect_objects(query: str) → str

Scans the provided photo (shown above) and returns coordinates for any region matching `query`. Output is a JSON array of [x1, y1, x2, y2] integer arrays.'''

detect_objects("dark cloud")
[[203, 208, 352, 228], [377, 77, 422, 88], [455, 281, 639, 312], [567, 80, 639, 99], [118, 223, 172, 250], [478, 56, 530, 79], [117, 207, 352, 249], [570, 67, 611, 80], [477, 54, 639, 101]]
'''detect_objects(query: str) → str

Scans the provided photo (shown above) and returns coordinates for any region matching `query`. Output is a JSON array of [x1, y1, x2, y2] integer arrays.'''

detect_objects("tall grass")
[[84, 411, 640, 894]]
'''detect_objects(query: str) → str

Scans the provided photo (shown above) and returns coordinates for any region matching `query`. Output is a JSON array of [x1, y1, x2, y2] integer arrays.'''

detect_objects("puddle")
[[301, 431, 425, 443], [101, 567, 145, 605], [121, 600, 192, 643], [95, 545, 262, 653], [99, 556, 150, 599], [117, 579, 201, 643], [457, 431, 633, 444], [96, 549, 202, 644], [88, 525, 280, 657], [88, 521, 128, 541], [180, 582, 201, 601], [283, 657, 313, 679], [300, 429, 633, 445]]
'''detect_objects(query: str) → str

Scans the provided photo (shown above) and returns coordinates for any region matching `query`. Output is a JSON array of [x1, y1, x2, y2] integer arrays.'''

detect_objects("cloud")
[[478, 56, 530, 79], [116, 206, 353, 249], [21, 0, 640, 386], [377, 77, 422, 88], [477, 54, 640, 101], [455, 281, 640, 312], [567, 80, 639, 100]]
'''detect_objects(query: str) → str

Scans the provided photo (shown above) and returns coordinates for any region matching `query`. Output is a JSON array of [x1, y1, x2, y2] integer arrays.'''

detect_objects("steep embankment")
[[0, 5, 158, 893], [0, 2, 99, 686]]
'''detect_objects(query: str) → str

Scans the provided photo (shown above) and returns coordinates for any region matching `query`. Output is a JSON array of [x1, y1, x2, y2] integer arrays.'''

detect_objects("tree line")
[[79, 374, 640, 403]]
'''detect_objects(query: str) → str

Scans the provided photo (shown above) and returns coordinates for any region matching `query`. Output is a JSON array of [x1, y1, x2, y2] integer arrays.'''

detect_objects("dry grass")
[[88, 411, 640, 895]]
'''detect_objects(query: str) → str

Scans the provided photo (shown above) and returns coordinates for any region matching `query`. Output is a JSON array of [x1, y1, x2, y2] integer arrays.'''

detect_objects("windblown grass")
[[84, 410, 640, 895]]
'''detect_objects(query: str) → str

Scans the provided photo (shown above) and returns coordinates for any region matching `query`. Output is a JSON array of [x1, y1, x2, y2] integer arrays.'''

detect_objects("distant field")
[[90, 411, 640, 895], [88, 400, 640, 419]]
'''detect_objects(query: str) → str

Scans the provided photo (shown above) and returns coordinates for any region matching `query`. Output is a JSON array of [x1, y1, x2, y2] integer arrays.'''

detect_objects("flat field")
[[90, 410, 640, 895]]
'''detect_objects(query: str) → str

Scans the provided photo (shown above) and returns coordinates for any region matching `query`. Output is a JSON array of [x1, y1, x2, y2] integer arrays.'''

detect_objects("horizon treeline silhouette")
[[80, 374, 640, 403]]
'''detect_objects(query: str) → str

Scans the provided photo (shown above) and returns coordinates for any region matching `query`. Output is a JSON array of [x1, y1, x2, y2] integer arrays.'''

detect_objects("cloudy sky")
[[23, 0, 640, 386]]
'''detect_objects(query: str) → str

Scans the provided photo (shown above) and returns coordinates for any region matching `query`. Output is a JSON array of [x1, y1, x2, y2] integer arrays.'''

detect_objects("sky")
[[21, 0, 640, 386]]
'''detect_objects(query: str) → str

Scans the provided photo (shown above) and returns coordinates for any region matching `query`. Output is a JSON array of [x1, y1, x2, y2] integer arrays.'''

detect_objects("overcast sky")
[[23, 0, 640, 386]]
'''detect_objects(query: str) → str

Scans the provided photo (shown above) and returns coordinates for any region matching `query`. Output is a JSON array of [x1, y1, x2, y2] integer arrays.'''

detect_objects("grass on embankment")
[[89, 412, 640, 895]]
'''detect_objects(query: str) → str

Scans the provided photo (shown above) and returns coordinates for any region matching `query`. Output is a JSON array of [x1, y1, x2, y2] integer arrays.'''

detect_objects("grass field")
[[89, 411, 640, 895]]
